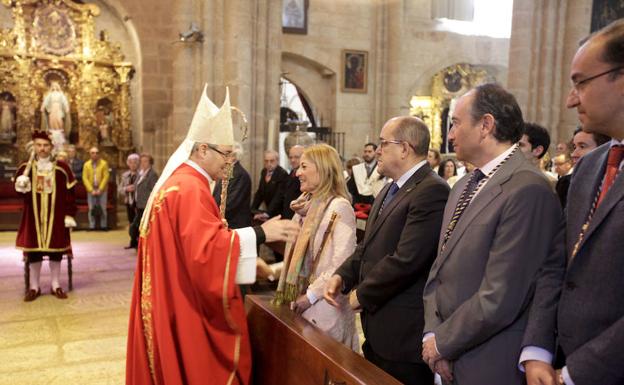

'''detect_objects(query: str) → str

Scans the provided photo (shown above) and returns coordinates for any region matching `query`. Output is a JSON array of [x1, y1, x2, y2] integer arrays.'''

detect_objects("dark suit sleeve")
[[435, 181, 563, 360], [251, 170, 265, 211], [566, 317, 624, 385], [521, 219, 566, 352], [266, 168, 288, 217], [335, 242, 365, 293], [355, 181, 448, 313], [225, 167, 251, 221]]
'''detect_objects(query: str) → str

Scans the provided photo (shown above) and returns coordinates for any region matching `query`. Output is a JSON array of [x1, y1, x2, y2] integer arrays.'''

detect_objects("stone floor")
[[0, 229, 134, 385], [0, 229, 366, 385]]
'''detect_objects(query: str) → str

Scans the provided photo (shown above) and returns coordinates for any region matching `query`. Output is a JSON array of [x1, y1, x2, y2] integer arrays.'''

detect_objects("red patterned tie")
[[598, 145, 624, 206]]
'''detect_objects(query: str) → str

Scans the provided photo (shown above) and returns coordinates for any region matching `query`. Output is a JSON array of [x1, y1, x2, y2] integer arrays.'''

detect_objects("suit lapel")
[[436, 151, 523, 264], [576, 151, 624, 255], [363, 164, 429, 246]]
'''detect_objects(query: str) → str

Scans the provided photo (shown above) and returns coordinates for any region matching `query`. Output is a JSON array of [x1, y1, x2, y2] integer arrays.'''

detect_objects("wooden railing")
[[245, 294, 401, 385]]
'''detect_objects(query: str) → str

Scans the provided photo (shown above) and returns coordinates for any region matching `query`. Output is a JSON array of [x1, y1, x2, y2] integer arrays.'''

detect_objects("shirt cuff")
[[234, 227, 258, 284], [562, 366, 575, 385], [518, 346, 553, 372], [422, 332, 440, 356], [306, 289, 319, 305]]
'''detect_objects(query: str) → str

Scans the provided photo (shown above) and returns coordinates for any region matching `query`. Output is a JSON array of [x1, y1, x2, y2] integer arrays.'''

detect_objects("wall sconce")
[[178, 22, 204, 43]]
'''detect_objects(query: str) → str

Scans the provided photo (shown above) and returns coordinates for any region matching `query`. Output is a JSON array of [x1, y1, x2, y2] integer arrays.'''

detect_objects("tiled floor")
[[0, 229, 135, 385]]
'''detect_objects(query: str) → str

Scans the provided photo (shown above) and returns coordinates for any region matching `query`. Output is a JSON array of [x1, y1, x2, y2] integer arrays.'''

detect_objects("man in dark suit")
[[325, 116, 449, 385], [128, 153, 159, 249], [421, 83, 563, 385], [522, 19, 624, 385], [213, 142, 252, 229], [278, 144, 303, 219], [251, 149, 288, 221]]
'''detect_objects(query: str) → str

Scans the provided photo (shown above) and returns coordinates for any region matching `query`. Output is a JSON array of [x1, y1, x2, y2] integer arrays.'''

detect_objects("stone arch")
[[281, 52, 336, 129], [405, 56, 508, 101]]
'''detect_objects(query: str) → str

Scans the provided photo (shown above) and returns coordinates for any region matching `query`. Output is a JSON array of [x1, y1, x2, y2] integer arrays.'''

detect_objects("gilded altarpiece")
[[411, 63, 492, 153], [0, 0, 134, 166]]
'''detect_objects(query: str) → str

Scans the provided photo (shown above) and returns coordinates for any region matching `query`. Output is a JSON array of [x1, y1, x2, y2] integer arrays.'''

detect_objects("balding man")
[[251, 149, 288, 221], [522, 19, 624, 385], [325, 116, 449, 385]]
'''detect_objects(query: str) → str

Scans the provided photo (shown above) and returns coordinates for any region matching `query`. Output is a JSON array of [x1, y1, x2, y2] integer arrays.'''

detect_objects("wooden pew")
[[246, 294, 401, 385]]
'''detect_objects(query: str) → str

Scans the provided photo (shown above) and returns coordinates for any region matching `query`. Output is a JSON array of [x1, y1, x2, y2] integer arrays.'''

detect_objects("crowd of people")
[[13, 19, 623, 385]]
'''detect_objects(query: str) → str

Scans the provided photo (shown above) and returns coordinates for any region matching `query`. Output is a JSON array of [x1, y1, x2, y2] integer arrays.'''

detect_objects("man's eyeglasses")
[[208, 145, 234, 159], [378, 139, 418, 153], [571, 66, 624, 90]]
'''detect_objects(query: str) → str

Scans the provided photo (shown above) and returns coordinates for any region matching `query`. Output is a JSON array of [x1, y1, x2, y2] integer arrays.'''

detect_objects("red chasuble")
[[15, 160, 76, 252], [126, 163, 251, 385]]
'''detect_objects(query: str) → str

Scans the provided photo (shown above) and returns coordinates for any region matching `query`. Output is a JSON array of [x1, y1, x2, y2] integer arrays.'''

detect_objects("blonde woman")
[[275, 143, 359, 350]]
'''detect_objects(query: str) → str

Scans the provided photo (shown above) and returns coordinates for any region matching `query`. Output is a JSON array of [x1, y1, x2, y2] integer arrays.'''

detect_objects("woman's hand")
[[290, 294, 312, 315]]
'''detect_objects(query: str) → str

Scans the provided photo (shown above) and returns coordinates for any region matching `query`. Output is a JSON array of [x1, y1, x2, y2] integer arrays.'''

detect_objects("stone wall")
[[282, 0, 510, 159], [507, 0, 592, 145]]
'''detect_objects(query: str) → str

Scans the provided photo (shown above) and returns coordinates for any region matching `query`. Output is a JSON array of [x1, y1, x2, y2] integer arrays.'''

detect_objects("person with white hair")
[[118, 153, 140, 228]]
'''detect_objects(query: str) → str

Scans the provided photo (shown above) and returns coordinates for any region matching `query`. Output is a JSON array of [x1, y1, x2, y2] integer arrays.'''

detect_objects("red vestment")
[[126, 163, 251, 385], [15, 160, 76, 252]]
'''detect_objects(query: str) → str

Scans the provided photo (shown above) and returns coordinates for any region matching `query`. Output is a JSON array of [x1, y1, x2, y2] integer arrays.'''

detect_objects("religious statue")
[[95, 104, 114, 146], [0, 95, 16, 143], [41, 81, 72, 152]]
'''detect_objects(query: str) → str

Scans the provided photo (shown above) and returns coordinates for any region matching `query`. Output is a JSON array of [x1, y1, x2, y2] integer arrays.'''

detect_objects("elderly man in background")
[[66, 144, 83, 179], [251, 149, 289, 222], [279, 144, 304, 219], [119, 153, 140, 227]]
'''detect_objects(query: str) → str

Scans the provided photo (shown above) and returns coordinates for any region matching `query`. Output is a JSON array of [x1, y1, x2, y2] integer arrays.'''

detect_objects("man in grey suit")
[[325, 116, 449, 385], [522, 19, 624, 385], [421, 83, 563, 385]]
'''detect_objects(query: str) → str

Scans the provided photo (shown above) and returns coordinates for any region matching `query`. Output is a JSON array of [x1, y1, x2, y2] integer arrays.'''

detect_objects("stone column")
[[507, 0, 591, 144], [171, 0, 201, 145]]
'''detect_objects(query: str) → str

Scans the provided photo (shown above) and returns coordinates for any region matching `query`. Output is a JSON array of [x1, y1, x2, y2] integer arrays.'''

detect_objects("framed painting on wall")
[[282, 0, 308, 34], [341, 50, 368, 93]]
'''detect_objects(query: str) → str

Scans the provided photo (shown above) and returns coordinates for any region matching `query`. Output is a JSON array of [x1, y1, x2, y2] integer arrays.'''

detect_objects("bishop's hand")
[[261, 215, 299, 243]]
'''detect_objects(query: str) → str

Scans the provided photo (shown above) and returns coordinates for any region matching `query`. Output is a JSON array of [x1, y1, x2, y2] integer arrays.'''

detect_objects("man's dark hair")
[[364, 142, 378, 151], [573, 126, 611, 147], [523, 123, 551, 159], [140, 152, 154, 165], [470, 83, 524, 144]]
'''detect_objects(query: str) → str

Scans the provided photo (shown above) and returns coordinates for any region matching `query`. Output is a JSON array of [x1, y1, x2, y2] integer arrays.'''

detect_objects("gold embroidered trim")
[[54, 165, 77, 189], [46, 169, 57, 249], [223, 231, 242, 385], [139, 185, 179, 383], [17, 246, 71, 252]]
